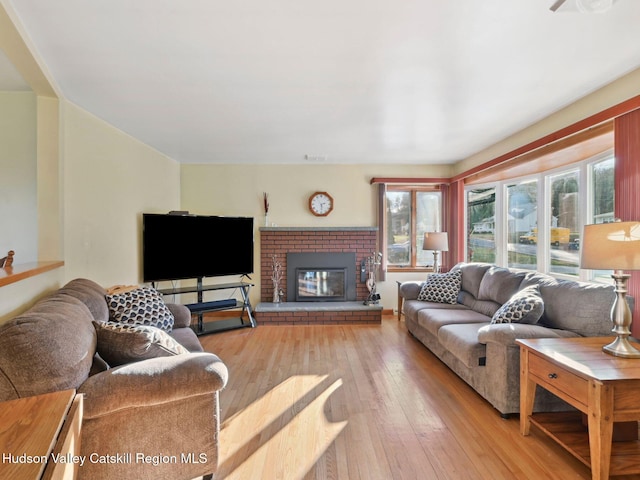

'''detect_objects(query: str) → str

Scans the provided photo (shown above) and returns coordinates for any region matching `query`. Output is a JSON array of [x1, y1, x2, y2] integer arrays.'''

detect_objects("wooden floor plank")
[[200, 317, 640, 480]]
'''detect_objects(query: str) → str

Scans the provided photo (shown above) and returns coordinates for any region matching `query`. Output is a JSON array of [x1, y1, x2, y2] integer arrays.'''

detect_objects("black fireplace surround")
[[286, 253, 357, 302]]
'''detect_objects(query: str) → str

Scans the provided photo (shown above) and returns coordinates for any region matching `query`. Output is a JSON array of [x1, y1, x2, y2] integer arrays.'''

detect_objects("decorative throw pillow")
[[491, 285, 544, 325], [105, 286, 174, 332], [93, 321, 188, 367], [417, 269, 462, 304]]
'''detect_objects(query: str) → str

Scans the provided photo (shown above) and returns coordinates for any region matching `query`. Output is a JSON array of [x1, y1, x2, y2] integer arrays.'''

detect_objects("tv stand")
[[155, 278, 256, 335]]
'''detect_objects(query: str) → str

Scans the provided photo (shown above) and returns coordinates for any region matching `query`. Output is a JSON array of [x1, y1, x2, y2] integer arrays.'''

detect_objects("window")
[[548, 169, 579, 276], [464, 153, 615, 282], [385, 187, 441, 269], [589, 157, 615, 282], [466, 187, 496, 263], [507, 179, 538, 270]]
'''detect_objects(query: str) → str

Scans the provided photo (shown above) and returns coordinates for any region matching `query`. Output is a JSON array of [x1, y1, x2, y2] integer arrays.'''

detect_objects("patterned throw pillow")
[[491, 285, 544, 325], [417, 269, 462, 304], [105, 286, 174, 332], [93, 321, 188, 367]]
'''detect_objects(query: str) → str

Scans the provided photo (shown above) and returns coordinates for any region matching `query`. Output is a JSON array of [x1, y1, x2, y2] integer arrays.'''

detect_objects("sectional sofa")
[[400, 262, 621, 416], [0, 278, 228, 480]]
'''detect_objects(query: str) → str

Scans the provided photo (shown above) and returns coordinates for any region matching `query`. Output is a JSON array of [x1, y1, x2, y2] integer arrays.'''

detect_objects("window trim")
[[384, 185, 443, 273]]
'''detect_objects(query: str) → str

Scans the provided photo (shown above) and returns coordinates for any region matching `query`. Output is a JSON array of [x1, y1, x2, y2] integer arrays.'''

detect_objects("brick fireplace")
[[256, 227, 381, 325]]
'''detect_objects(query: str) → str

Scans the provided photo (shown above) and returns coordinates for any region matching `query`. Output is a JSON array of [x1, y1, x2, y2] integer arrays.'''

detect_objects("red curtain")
[[443, 180, 465, 269], [614, 108, 640, 336]]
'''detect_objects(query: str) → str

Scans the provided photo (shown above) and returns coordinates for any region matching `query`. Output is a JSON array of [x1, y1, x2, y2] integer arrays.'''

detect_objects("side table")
[[0, 389, 83, 480], [517, 337, 640, 480]]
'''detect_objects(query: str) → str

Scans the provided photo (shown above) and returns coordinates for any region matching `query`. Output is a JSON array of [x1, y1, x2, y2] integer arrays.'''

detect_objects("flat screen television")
[[142, 213, 254, 282]]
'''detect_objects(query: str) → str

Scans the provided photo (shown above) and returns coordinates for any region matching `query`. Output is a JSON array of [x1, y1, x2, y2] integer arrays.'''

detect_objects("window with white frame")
[[507, 179, 538, 270], [464, 152, 614, 281], [467, 187, 496, 264]]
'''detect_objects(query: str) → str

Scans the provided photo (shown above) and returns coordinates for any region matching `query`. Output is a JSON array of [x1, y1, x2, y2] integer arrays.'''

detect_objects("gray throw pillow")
[[417, 269, 462, 304], [93, 321, 188, 367], [491, 285, 544, 324], [105, 286, 174, 332]]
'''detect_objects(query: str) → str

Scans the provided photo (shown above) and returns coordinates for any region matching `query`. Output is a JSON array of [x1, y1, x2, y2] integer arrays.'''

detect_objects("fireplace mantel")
[[260, 226, 377, 232]]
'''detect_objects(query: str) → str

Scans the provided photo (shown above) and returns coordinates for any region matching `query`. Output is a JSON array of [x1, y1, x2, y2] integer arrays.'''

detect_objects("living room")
[[2, 1, 640, 479]]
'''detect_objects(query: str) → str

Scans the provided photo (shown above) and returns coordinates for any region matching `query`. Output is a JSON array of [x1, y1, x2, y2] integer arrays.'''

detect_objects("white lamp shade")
[[423, 232, 449, 252], [580, 221, 640, 270]]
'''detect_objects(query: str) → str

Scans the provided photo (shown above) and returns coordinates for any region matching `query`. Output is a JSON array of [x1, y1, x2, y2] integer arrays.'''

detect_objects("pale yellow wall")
[[0, 91, 37, 262], [180, 163, 451, 308], [37, 95, 62, 261], [454, 66, 640, 176], [62, 101, 181, 287], [0, 2, 64, 324]]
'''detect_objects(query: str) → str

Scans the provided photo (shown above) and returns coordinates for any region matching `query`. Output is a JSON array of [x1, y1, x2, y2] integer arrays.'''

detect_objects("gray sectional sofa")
[[400, 262, 621, 416]]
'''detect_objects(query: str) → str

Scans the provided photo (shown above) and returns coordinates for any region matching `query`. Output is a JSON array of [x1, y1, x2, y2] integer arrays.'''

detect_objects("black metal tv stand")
[[155, 278, 256, 335]]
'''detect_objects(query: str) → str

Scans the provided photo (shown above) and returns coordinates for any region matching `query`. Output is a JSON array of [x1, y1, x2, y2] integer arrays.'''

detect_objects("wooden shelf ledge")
[[0, 261, 64, 288]]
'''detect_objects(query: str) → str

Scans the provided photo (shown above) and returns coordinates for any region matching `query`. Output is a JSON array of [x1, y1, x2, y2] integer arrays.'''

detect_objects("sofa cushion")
[[417, 307, 491, 337], [94, 322, 188, 366], [169, 327, 205, 353], [437, 323, 489, 368], [478, 267, 526, 304], [404, 299, 467, 320], [106, 286, 175, 332], [459, 263, 493, 299], [58, 278, 110, 323], [0, 295, 97, 401], [417, 269, 462, 304], [539, 280, 616, 336], [491, 285, 544, 325]]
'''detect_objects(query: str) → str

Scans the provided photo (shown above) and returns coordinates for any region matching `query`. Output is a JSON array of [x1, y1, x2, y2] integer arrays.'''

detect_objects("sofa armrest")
[[167, 303, 192, 328], [477, 323, 580, 347], [399, 281, 423, 300], [78, 352, 228, 419]]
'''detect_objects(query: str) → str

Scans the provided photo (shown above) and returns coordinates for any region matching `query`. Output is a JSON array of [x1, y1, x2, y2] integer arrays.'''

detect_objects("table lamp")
[[580, 220, 640, 358], [423, 232, 449, 273]]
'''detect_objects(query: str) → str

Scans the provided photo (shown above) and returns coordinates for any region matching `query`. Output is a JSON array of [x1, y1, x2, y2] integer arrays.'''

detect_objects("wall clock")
[[308, 191, 334, 216]]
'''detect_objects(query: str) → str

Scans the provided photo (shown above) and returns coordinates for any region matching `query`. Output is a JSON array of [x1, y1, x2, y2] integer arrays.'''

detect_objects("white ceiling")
[[5, 0, 640, 165]]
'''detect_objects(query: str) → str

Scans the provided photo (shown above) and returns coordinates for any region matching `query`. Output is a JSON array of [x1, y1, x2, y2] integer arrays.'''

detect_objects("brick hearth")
[[257, 227, 381, 324]]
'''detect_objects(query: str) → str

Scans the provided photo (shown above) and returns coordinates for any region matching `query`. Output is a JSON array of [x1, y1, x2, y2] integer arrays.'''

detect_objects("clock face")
[[309, 191, 334, 216]]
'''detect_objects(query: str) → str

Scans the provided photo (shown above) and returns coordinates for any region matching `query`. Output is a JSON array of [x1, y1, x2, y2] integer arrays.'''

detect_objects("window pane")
[[592, 157, 615, 224], [508, 180, 538, 269], [416, 192, 442, 267], [466, 187, 496, 263], [590, 157, 615, 282], [386, 191, 410, 265], [549, 170, 579, 276]]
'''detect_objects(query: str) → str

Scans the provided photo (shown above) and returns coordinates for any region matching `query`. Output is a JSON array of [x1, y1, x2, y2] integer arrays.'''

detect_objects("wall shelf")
[[0, 261, 64, 288]]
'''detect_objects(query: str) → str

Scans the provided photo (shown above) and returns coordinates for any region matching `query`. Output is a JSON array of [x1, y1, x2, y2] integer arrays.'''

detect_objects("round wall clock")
[[308, 191, 334, 216]]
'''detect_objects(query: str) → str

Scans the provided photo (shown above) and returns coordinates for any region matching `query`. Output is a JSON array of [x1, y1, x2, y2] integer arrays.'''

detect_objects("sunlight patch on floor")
[[219, 375, 347, 479]]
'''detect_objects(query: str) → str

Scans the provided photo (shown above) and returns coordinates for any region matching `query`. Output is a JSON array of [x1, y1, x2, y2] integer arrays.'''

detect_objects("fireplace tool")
[[363, 252, 382, 305]]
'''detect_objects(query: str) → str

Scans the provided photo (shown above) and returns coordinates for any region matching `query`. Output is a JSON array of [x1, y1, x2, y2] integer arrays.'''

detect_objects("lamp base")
[[603, 337, 640, 359]]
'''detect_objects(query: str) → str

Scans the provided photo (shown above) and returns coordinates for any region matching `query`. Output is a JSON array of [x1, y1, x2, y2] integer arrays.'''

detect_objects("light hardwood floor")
[[200, 317, 640, 480]]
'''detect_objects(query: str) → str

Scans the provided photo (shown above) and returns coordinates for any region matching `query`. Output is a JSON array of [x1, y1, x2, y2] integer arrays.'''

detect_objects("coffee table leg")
[[519, 347, 535, 435], [588, 381, 614, 480]]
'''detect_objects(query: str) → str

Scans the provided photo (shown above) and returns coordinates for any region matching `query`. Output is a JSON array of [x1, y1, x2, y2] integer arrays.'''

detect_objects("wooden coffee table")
[[518, 337, 640, 480]]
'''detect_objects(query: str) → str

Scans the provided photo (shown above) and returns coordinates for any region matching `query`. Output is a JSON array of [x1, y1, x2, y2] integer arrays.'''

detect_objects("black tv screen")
[[142, 213, 254, 282]]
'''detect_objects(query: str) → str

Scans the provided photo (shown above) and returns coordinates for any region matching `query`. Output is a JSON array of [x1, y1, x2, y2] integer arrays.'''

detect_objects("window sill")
[[0, 261, 64, 288], [387, 267, 435, 274]]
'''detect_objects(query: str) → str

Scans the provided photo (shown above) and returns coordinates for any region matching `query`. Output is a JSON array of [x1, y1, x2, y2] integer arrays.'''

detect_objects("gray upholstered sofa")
[[400, 262, 620, 416], [0, 278, 228, 480]]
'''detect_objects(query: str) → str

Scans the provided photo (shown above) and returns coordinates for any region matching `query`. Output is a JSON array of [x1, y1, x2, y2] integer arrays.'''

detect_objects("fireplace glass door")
[[296, 268, 346, 301]]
